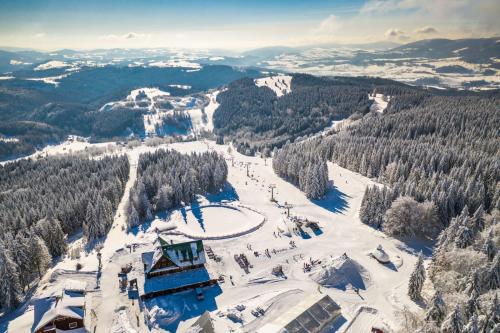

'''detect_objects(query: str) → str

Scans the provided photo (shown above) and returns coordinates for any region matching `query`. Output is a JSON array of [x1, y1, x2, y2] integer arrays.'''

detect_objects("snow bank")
[[308, 254, 371, 290], [254, 75, 292, 97]]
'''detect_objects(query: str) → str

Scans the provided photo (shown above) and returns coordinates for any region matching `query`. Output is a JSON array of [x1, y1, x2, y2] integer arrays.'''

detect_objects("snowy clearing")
[[255, 75, 292, 97], [148, 60, 201, 70], [369, 93, 390, 113], [26, 74, 70, 86]]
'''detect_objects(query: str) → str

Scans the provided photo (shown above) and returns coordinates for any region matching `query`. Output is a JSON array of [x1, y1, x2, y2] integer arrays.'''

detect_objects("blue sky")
[[0, 0, 498, 50]]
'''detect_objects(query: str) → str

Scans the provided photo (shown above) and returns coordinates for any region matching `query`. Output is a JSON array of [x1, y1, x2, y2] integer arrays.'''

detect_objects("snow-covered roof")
[[63, 280, 87, 293], [32, 285, 86, 332], [142, 237, 206, 273], [32, 296, 84, 332], [258, 293, 341, 333]]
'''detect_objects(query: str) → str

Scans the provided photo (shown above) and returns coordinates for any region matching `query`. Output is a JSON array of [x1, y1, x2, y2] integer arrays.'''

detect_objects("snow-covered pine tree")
[[425, 291, 446, 325], [483, 227, 497, 261], [482, 293, 500, 332], [408, 252, 426, 301], [34, 217, 66, 258], [485, 253, 500, 291], [455, 224, 474, 248], [0, 241, 21, 309], [84, 202, 97, 240], [464, 314, 479, 333], [464, 293, 479, 321], [127, 204, 140, 229], [12, 232, 32, 291], [30, 235, 52, 278], [470, 205, 485, 234], [464, 269, 481, 297], [441, 304, 464, 333], [156, 185, 173, 211]]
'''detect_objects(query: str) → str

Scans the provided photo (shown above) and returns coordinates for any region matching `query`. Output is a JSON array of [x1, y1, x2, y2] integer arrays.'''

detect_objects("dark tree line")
[[272, 141, 329, 199], [0, 155, 129, 310], [127, 149, 228, 227], [213, 74, 373, 154]]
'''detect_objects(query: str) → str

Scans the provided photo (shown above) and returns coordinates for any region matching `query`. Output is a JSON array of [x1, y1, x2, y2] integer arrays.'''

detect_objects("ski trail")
[[95, 152, 142, 333], [101, 151, 139, 262]]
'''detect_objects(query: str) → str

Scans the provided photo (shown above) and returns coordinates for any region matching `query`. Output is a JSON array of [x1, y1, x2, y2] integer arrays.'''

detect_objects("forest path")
[[101, 151, 139, 263], [95, 151, 144, 333]]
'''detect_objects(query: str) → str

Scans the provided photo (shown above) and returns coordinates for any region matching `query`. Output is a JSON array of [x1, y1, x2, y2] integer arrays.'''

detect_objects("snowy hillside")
[[254, 75, 292, 97], [99, 87, 212, 137]]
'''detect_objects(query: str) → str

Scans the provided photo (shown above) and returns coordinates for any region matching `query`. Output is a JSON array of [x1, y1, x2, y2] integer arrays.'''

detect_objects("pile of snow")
[[371, 245, 390, 264], [309, 254, 371, 290], [369, 93, 390, 113], [111, 308, 138, 333], [255, 75, 292, 97], [34, 60, 70, 71]]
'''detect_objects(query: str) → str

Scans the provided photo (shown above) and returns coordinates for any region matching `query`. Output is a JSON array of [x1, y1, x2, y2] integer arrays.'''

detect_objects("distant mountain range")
[[2, 37, 498, 90]]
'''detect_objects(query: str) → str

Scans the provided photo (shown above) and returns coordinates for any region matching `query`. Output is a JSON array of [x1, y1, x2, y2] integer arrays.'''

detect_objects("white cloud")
[[384, 28, 410, 41], [98, 32, 150, 41], [317, 15, 342, 35], [415, 26, 438, 34], [33, 33, 46, 38]]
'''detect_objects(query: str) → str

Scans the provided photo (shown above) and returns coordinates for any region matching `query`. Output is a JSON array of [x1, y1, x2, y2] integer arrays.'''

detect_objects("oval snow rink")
[[171, 204, 266, 239]]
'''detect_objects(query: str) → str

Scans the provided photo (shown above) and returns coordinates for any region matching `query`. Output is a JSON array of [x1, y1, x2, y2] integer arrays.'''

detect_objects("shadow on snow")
[[144, 284, 222, 332], [311, 182, 350, 214]]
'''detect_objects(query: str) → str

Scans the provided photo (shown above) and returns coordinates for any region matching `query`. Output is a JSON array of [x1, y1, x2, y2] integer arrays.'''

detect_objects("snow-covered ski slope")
[[97, 87, 221, 138], [255, 75, 292, 97], [5, 139, 426, 333]]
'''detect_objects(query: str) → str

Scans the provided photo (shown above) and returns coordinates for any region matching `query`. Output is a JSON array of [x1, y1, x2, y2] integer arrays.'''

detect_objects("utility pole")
[[245, 162, 250, 177], [284, 202, 294, 217], [268, 184, 276, 202]]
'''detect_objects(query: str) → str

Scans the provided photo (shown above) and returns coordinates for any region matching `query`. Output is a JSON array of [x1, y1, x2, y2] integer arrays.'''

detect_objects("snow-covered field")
[[255, 75, 292, 97], [4, 137, 426, 333]]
